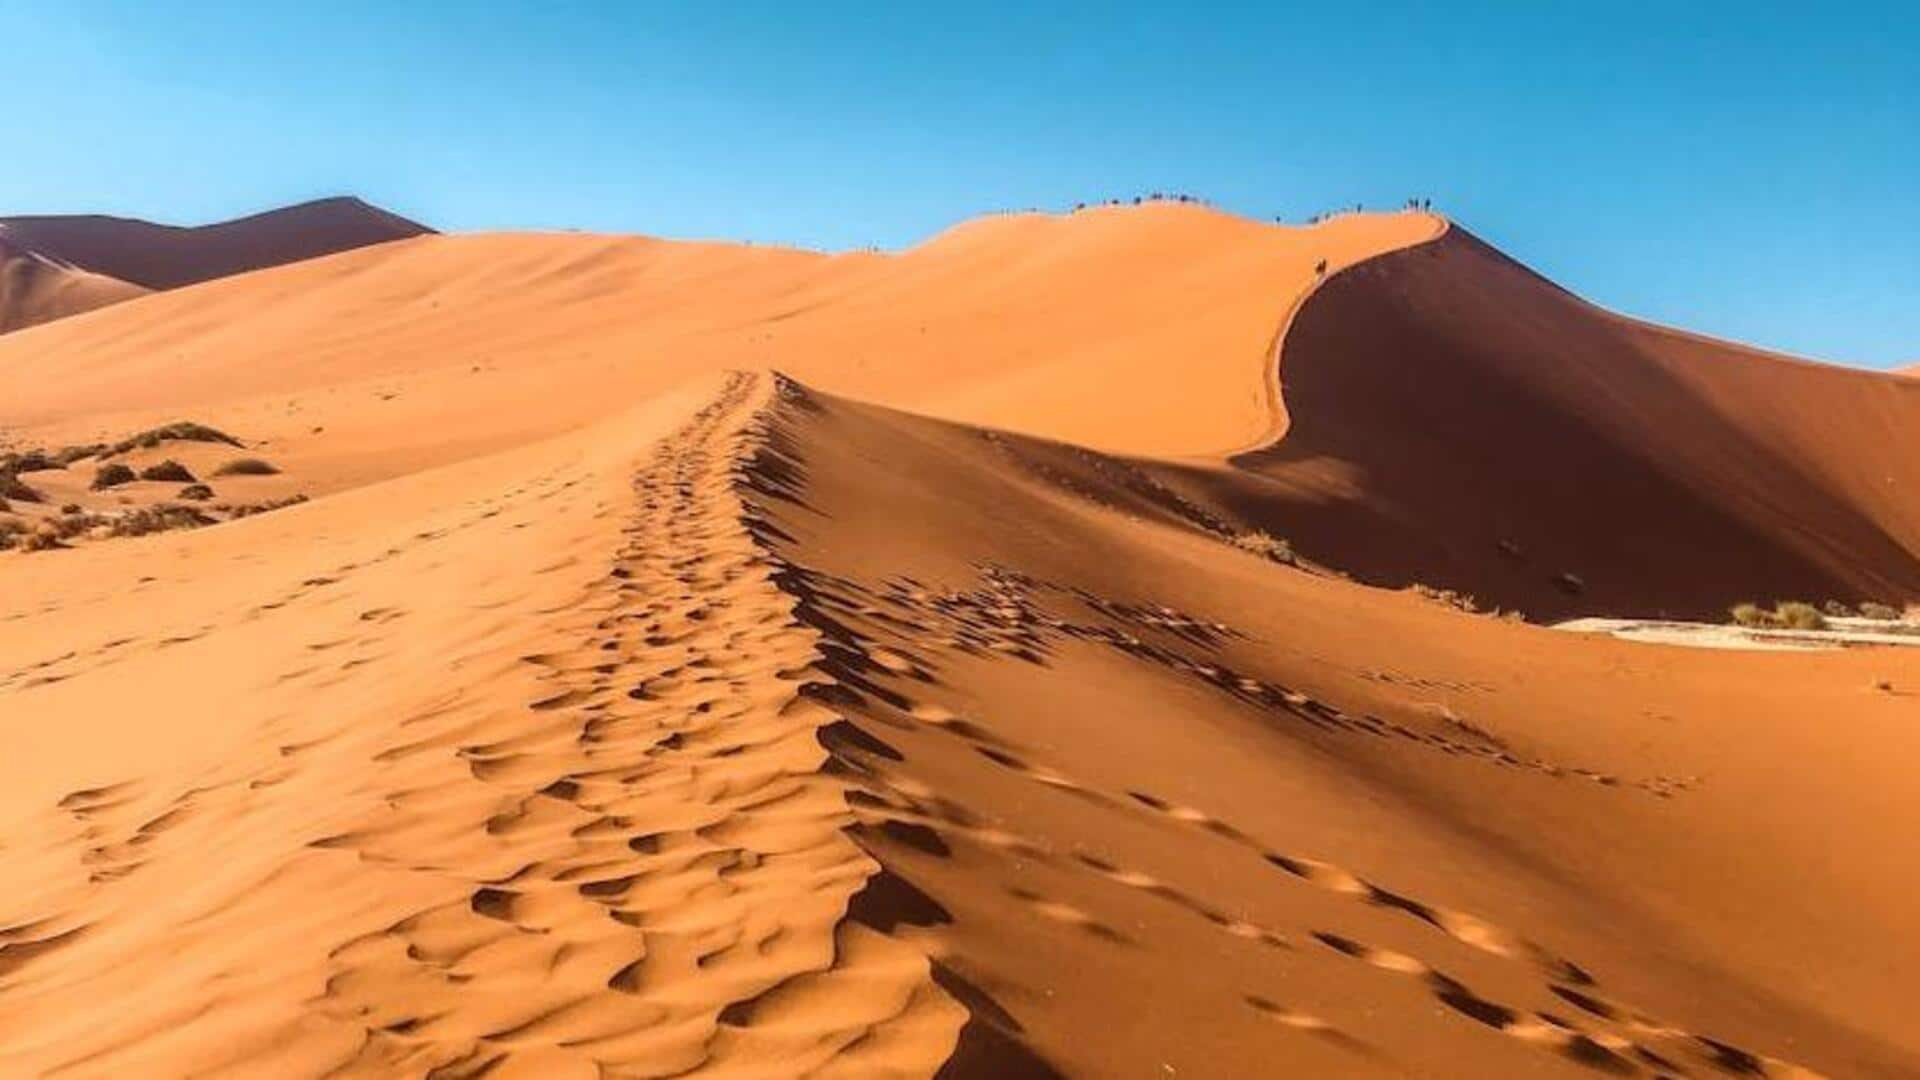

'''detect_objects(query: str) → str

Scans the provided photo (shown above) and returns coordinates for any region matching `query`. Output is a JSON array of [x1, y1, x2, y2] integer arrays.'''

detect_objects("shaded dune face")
[[0, 233, 148, 333], [732, 379, 1919, 1079], [0, 197, 431, 294], [1235, 228, 1920, 620]]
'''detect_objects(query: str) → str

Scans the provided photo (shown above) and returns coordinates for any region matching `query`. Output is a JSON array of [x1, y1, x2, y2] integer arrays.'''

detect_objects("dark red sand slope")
[[0, 196, 431, 293], [1225, 227, 1920, 620], [0, 230, 148, 333]]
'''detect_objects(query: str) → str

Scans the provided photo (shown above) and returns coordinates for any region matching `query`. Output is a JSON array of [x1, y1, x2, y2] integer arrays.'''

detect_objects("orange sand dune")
[[2, 203, 1918, 1078], [0, 229, 147, 333], [2, 369, 1914, 1077], [0, 205, 1437, 469]]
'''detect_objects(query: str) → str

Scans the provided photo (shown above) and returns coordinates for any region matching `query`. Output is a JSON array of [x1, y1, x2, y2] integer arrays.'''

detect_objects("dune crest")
[[1238, 226, 1920, 618], [0, 228, 148, 334], [3, 201, 1918, 1078]]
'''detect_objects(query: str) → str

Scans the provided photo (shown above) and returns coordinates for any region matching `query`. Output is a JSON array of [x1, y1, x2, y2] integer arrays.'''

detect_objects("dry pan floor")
[[1, 372, 1916, 1078]]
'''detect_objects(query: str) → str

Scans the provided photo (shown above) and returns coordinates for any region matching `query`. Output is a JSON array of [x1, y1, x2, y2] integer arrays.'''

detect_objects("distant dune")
[[1, 202, 1916, 1078], [0, 228, 148, 333], [0, 197, 431, 335]]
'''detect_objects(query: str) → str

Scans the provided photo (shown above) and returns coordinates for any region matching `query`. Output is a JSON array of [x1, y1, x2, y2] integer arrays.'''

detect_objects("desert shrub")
[[101, 422, 241, 459], [1230, 530, 1295, 564], [178, 483, 214, 501], [1857, 601, 1902, 621], [1775, 602, 1827, 631], [1732, 601, 1829, 631], [91, 463, 137, 489], [225, 493, 308, 518], [59, 503, 81, 515], [0, 472, 44, 503], [109, 504, 214, 538], [1410, 583, 1482, 613], [1, 450, 60, 473], [213, 457, 279, 477], [54, 444, 104, 466], [139, 459, 196, 483], [1822, 600, 1853, 618], [20, 530, 67, 552]]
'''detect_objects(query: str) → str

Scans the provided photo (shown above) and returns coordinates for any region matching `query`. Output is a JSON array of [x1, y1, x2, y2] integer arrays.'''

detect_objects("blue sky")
[[2, 2, 1914, 367]]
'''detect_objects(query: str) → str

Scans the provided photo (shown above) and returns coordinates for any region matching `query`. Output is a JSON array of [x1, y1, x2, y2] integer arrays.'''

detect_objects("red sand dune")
[[0, 197, 431, 335], [0, 228, 148, 333], [0, 203, 1916, 1078], [1229, 226, 1920, 619]]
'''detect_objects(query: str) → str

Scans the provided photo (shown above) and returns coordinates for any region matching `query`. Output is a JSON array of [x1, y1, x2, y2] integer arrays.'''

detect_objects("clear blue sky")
[[3, 2, 1914, 367]]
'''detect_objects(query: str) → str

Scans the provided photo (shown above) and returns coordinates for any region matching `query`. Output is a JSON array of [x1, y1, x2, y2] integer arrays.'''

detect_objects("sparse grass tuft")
[[1775, 601, 1827, 631], [103, 422, 242, 459], [139, 459, 196, 483], [1858, 601, 1902, 621], [0, 473, 44, 503], [213, 457, 279, 477], [91, 463, 138, 490], [1410, 583, 1482, 613], [1229, 530, 1295, 565], [1730, 601, 1828, 631]]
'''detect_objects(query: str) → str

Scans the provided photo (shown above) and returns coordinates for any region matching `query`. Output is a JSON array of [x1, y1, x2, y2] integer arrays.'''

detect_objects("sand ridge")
[[2, 198, 1918, 1078]]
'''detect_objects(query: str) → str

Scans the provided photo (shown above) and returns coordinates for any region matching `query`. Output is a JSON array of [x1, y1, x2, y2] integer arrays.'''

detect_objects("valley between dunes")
[[1, 204, 1917, 1078]]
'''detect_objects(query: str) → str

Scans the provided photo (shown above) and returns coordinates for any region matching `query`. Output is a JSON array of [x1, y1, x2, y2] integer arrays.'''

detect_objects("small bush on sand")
[[91, 463, 138, 490], [20, 529, 67, 552], [178, 483, 214, 501], [1410, 583, 1482, 613], [1858, 601, 1902, 621], [225, 493, 308, 518], [1775, 602, 1827, 631], [213, 457, 279, 477], [103, 422, 242, 459], [1230, 530, 1296, 564], [0, 450, 61, 473], [0, 473, 44, 503], [139, 459, 196, 483], [55, 444, 104, 466], [1731, 601, 1828, 631], [1822, 600, 1853, 618]]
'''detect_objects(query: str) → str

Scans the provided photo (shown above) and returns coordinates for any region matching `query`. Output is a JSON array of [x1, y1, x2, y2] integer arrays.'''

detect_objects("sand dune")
[[1236, 227, 1920, 619], [0, 205, 1435, 466], [2, 203, 1917, 1078], [0, 198, 431, 336], [0, 229, 148, 333]]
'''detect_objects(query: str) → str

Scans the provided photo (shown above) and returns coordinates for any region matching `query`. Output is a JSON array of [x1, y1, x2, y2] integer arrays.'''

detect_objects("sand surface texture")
[[2, 203, 1917, 1078]]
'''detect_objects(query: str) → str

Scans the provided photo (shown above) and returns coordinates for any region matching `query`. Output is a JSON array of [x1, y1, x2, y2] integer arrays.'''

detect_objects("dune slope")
[[4, 203, 1919, 1078], [5, 370, 1916, 1078], [734, 377, 1919, 1079], [0, 196, 432, 298], [1234, 227, 1920, 619], [0, 230, 148, 333], [0, 206, 1438, 465]]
